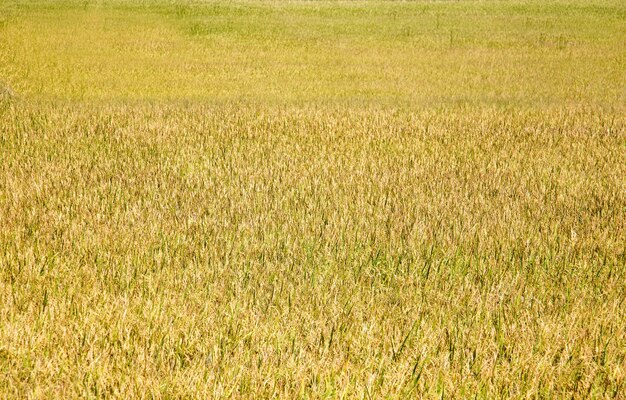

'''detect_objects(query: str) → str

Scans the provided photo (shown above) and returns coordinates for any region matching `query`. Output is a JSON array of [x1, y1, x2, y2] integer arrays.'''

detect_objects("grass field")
[[1, 0, 625, 398]]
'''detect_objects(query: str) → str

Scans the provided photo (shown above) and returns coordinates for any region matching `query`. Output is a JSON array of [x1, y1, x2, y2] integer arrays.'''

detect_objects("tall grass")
[[0, 0, 625, 398]]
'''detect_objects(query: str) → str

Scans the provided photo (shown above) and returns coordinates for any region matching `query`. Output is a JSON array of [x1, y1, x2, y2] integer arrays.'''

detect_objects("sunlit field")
[[1, 1, 625, 398]]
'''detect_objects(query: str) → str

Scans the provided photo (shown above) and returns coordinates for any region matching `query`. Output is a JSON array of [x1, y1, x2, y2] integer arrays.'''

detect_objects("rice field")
[[0, 0, 625, 398]]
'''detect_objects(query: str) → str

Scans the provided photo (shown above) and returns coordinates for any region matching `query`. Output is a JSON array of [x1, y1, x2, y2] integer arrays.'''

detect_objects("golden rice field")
[[0, 0, 625, 398]]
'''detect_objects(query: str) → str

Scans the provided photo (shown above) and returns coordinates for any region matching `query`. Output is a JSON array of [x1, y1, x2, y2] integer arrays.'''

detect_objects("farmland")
[[0, 0, 625, 398]]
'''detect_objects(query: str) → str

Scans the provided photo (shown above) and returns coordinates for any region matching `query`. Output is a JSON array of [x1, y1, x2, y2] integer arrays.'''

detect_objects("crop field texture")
[[0, 0, 625, 398]]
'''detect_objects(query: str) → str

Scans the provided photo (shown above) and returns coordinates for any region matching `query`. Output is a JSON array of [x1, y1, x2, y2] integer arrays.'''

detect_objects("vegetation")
[[1, 0, 624, 398]]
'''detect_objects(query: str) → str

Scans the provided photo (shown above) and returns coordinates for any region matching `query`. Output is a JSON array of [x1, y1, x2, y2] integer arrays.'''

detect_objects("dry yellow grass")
[[1, 0, 625, 398]]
